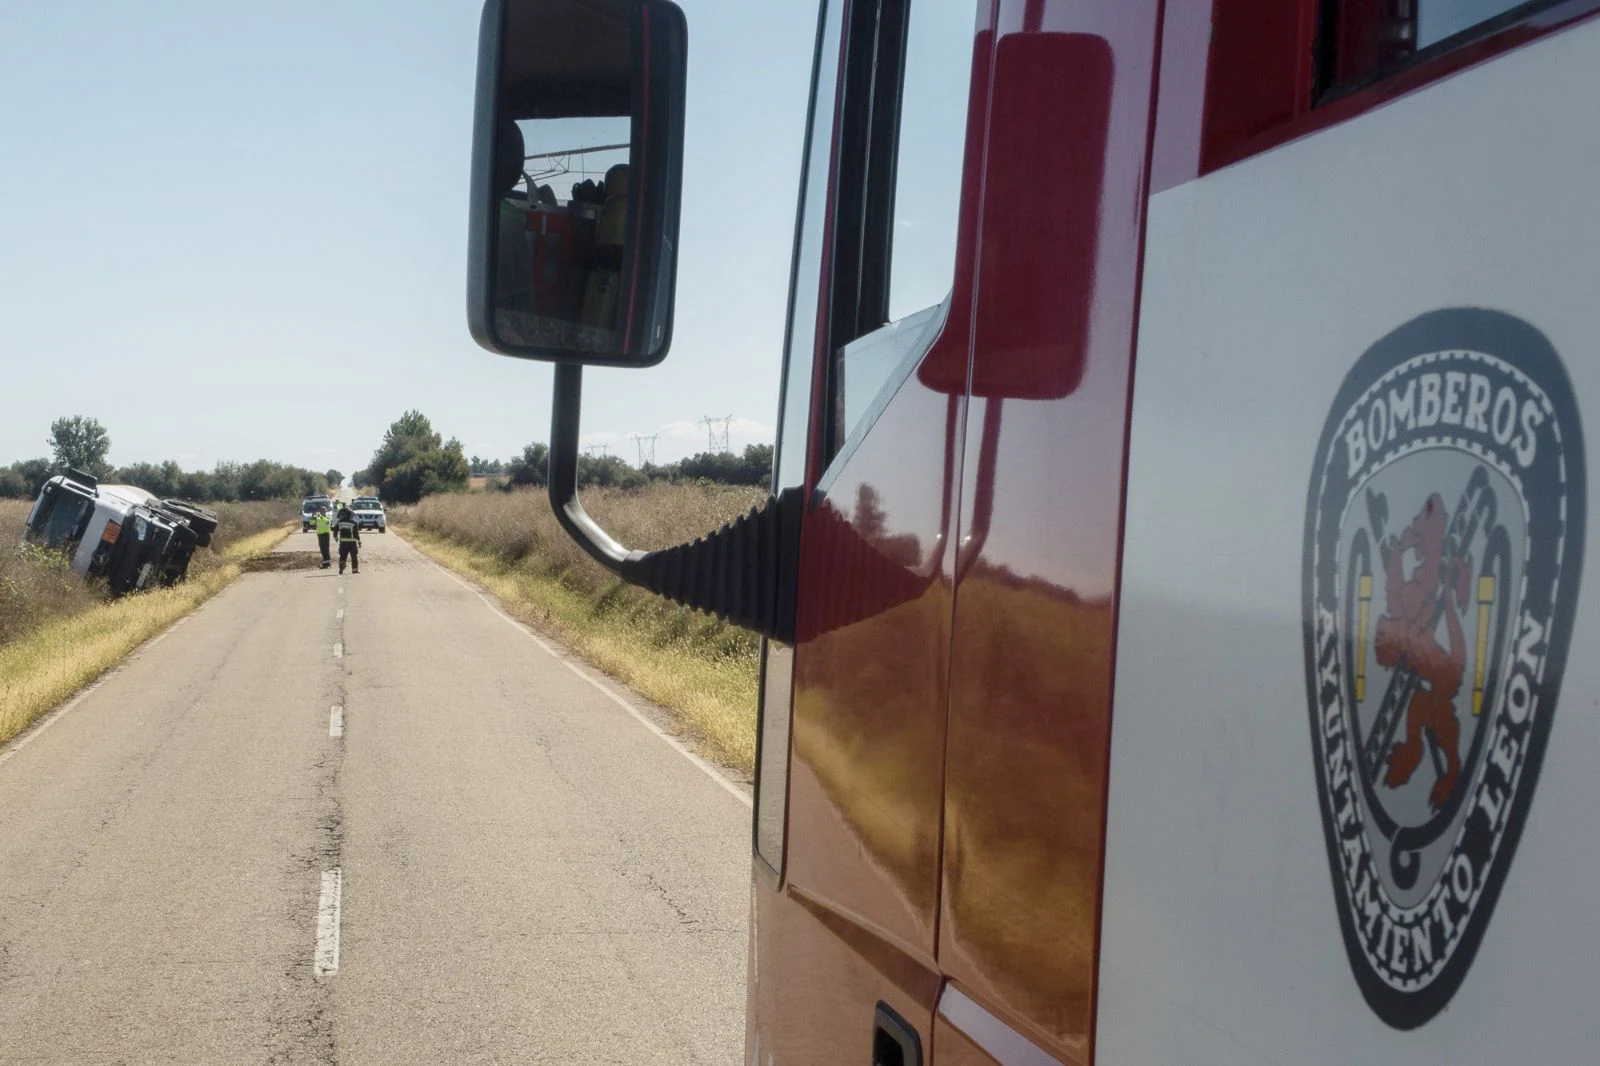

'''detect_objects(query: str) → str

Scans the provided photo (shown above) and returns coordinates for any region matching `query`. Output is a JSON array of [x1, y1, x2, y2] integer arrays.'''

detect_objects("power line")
[[700, 415, 734, 454], [630, 434, 660, 466]]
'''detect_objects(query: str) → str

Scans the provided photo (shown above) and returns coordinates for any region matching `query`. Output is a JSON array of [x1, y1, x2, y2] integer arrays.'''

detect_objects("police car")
[[349, 496, 386, 533], [300, 495, 331, 533]]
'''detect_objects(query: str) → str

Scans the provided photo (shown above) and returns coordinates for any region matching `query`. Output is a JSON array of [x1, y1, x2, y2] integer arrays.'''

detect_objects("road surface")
[[0, 529, 751, 1064]]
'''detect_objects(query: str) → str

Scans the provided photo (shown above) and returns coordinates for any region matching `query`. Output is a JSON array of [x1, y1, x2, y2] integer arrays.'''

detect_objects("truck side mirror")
[[468, 0, 687, 367]]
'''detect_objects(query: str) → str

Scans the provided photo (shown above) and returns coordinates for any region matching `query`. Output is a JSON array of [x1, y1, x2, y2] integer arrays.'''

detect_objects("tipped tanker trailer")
[[20, 469, 219, 596]]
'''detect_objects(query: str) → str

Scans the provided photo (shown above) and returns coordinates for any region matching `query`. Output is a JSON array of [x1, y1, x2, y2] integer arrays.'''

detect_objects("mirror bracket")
[[548, 363, 802, 642]]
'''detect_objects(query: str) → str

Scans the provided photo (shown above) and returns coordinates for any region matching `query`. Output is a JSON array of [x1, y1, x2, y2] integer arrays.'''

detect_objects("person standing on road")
[[313, 508, 333, 568], [335, 505, 361, 575]]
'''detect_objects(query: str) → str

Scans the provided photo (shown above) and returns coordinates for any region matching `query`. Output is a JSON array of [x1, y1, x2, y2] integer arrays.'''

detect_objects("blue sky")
[[0, 0, 817, 477]]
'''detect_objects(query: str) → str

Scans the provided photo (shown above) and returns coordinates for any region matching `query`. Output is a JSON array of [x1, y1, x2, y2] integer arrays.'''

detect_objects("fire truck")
[[468, 0, 1598, 1061]]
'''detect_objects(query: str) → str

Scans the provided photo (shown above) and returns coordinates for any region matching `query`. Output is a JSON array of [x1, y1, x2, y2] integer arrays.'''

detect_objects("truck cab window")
[[27, 488, 92, 549], [827, 0, 973, 458], [886, 0, 970, 323], [1321, 0, 1556, 92]]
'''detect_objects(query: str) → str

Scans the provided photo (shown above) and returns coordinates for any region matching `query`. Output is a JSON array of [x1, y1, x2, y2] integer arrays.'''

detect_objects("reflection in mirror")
[[479, 0, 685, 365], [495, 112, 632, 352]]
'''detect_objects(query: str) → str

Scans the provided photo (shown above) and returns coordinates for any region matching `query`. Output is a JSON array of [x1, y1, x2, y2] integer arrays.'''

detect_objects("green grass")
[[403, 484, 766, 773]]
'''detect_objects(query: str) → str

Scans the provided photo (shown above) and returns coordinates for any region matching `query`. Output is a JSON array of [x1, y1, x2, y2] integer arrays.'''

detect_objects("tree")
[[3, 459, 54, 498], [325, 469, 343, 490], [0, 466, 27, 498], [48, 416, 111, 477], [383, 439, 470, 503], [577, 453, 645, 489], [741, 443, 774, 488], [366, 412, 469, 503], [503, 442, 550, 488], [113, 462, 177, 497]]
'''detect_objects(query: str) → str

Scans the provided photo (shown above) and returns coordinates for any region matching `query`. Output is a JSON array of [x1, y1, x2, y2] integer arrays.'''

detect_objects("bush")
[[0, 501, 102, 645], [412, 482, 765, 590]]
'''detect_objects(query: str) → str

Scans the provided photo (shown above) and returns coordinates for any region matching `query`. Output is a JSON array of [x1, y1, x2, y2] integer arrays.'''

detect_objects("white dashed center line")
[[333, 642, 343, 659], [315, 869, 342, 977], [336, 608, 344, 620], [329, 705, 344, 738]]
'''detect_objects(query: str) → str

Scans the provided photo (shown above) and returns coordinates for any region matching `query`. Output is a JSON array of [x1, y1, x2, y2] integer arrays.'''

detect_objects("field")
[[0, 498, 295, 744], [404, 483, 768, 772]]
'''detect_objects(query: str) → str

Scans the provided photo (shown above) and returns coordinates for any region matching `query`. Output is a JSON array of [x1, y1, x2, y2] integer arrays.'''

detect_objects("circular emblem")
[[1302, 309, 1585, 1028]]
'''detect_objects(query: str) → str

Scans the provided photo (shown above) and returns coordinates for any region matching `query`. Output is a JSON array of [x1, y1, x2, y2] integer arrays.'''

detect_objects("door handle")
[[873, 1002, 922, 1066]]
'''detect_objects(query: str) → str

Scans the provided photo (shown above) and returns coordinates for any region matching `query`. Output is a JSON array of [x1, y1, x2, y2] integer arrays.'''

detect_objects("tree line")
[[493, 441, 773, 492], [0, 416, 339, 501], [354, 411, 773, 504]]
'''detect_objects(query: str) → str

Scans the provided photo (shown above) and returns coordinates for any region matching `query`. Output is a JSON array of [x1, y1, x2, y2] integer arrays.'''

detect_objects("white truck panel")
[[1101, 18, 1600, 1064]]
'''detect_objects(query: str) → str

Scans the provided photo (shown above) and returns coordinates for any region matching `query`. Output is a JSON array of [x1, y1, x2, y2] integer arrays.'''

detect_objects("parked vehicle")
[[471, 0, 1600, 1062], [350, 496, 386, 533], [22, 470, 219, 596], [300, 495, 331, 533]]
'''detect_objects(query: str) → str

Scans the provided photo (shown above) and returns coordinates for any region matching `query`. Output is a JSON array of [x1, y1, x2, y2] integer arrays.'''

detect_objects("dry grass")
[[404, 484, 767, 772], [0, 500, 101, 647], [0, 500, 293, 746]]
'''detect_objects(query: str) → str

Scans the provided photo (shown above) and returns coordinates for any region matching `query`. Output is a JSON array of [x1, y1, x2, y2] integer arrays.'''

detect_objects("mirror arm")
[[548, 363, 802, 643]]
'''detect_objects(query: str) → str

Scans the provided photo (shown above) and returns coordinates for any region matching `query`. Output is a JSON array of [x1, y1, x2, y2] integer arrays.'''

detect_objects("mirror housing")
[[468, 0, 687, 367]]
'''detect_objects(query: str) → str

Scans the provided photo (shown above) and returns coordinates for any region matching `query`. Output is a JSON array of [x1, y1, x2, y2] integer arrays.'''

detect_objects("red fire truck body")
[[743, 1, 1600, 1063], [470, 0, 1600, 1060]]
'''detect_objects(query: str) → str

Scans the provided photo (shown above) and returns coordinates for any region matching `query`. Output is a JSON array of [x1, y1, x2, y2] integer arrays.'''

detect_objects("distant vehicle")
[[300, 495, 331, 533], [22, 470, 219, 596], [350, 497, 386, 533]]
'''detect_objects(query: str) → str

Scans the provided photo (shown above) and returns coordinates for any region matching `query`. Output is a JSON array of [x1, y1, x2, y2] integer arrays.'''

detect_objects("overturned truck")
[[21, 470, 220, 596]]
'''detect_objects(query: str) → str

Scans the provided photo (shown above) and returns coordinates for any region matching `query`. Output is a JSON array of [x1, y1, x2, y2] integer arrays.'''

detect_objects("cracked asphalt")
[[0, 530, 750, 1064]]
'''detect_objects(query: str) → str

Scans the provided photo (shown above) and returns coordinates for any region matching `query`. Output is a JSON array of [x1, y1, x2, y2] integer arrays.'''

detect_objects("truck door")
[[746, 0, 993, 1062], [934, 1, 1161, 1063], [1099, 2, 1600, 1062]]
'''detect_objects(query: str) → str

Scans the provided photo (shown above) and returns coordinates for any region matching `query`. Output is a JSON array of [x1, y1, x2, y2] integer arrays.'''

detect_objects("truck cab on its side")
[[23, 471, 219, 596]]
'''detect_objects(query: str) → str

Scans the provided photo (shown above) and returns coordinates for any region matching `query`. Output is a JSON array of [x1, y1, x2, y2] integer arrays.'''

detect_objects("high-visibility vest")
[[314, 514, 332, 535], [335, 519, 359, 543]]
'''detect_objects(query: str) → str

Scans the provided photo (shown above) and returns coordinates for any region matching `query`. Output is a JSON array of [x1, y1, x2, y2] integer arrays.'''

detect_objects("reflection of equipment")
[[1474, 575, 1495, 715], [527, 205, 582, 319], [502, 141, 629, 337], [581, 163, 630, 330], [1356, 572, 1373, 701]]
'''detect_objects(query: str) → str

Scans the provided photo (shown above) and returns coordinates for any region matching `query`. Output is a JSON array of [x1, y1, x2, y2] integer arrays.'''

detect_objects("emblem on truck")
[[1303, 309, 1585, 1028]]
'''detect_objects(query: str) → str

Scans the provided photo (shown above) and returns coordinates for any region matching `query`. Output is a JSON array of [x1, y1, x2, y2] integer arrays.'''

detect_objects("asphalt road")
[[0, 528, 751, 1064]]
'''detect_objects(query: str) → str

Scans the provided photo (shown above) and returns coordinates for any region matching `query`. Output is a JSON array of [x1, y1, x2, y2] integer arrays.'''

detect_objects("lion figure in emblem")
[[1374, 492, 1471, 810]]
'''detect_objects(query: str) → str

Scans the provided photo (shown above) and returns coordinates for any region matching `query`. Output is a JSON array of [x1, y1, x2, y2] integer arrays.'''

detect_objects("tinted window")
[[29, 489, 93, 548], [1322, 0, 1555, 91], [757, 0, 845, 879], [828, 0, 973, 455], [884, 0, 972, 323]]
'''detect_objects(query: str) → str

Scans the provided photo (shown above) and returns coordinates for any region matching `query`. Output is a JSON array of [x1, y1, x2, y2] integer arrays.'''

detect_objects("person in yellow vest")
[[334, 505, 361, 575], [313, 508, 333, 568]]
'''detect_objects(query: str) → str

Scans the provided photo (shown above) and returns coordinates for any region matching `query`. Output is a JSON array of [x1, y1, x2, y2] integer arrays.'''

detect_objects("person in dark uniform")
[[334, 505, 361, 575]]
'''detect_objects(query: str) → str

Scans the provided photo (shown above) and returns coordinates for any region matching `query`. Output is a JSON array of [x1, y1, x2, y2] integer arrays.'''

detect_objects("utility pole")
[[583, 444, 613, 460], [700, 415, 735, 454], [631, 434, 659, 466]]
